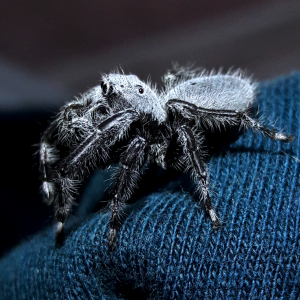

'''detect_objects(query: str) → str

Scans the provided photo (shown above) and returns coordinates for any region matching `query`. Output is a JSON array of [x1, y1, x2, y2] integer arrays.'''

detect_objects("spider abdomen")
[[164, 72, 256, 112]]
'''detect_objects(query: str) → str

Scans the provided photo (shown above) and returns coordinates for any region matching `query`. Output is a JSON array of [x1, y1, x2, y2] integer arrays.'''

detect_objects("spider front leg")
[[53, 109, 139, 242], [108, 135, 148, 250], [40, 123, 59, 205], [177, 125, 221, 228], [40, 101, 100, 206]]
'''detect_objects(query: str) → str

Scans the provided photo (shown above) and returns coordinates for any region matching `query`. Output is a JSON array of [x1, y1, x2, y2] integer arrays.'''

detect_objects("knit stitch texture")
[[0, 73, 300, 299]]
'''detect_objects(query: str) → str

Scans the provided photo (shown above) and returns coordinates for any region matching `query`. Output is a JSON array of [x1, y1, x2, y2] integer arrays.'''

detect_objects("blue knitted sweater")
[[0, 73, 299, 299]]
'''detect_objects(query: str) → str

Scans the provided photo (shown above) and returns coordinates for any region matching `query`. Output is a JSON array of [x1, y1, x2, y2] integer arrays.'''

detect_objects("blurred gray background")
[[1, 0, 300, 256], [1, 0, 300, 111]]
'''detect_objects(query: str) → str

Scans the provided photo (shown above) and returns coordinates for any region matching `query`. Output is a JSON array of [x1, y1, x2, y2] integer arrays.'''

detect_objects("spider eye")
[[101, 81, 114, 95], [100, 81, 108, 94], [138, 87, 144, 94]]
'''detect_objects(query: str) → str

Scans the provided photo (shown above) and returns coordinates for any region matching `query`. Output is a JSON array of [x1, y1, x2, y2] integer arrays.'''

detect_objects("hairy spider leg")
[[54, 109, 139, 243], [166, 99, 294, 143], [177, 125, 221, 227], [40, 123, 59, 205], [40, 101, 94, 206], [108, 135, 148, 249], [166, 99, 294, 227]]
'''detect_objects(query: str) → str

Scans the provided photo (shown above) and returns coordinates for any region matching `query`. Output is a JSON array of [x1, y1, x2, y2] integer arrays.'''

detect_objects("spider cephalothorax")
[[40, 67, 294, 249]]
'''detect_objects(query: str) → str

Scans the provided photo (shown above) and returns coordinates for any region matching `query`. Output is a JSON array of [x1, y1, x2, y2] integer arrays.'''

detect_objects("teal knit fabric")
[[0, 73, 299, 299]]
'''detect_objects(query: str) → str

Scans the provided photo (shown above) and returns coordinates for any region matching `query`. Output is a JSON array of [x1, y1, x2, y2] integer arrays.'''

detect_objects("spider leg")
[[166, 99, 294, 142], [176, 125, 221, 227], [40, 101, 101, 205], [40, 123, 59, 205], [108, 135, 148, 250], [54, 109, 139, 241]]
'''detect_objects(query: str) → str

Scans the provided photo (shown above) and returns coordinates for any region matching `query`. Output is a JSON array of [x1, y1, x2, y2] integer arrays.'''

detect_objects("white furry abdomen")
[[163, 73, 256, 112]]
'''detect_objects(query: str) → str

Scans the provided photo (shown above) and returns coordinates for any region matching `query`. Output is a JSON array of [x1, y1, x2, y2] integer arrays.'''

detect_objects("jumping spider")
[[39, 67, 294, 249]]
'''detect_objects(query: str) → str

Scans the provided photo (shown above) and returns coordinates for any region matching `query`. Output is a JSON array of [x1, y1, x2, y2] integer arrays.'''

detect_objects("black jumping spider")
[[39, 68, 294, 249]]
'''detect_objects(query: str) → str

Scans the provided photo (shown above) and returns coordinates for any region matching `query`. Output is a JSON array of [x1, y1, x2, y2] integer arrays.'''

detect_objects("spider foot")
[[274, 133, 295, 143], [208, 209, 222, 229], [108, 228, 117, 251], [55, 221, 65, 246]]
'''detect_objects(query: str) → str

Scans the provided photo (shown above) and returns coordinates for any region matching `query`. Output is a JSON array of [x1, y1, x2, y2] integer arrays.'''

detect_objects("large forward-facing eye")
[[100, 81, 108, 94], [138, 86, 144, 94], [101, 81, 114, 95]]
